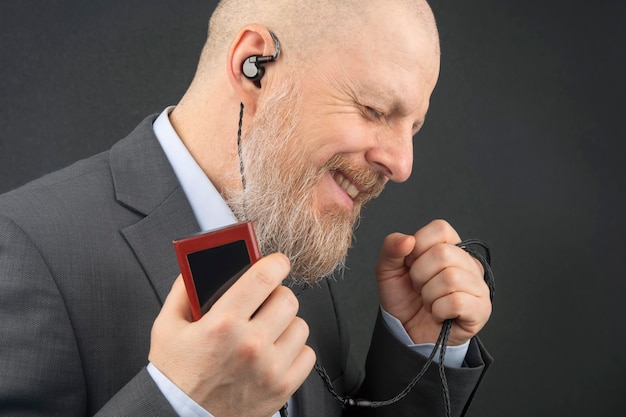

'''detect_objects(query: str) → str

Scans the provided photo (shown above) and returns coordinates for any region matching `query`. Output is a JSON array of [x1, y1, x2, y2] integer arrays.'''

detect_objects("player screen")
[[186, 239, 251, 314]]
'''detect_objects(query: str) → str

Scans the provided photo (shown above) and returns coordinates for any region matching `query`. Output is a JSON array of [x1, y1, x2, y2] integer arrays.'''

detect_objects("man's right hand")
[[149, 253, 315, 417]]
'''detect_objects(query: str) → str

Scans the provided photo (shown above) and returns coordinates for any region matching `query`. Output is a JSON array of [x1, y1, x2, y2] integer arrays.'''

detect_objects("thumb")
[[375, 233, 415, 277], [158, 274, 193, 324]]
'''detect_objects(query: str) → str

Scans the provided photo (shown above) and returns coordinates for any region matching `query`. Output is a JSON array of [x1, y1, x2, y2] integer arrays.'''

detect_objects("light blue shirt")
[[147, 107, 469, 416]]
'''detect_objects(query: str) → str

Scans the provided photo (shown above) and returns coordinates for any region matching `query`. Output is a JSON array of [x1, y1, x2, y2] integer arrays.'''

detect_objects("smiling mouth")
[[332, 171, 360, 200]]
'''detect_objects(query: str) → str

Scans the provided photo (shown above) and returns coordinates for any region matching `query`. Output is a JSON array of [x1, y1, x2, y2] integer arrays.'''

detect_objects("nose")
[[364, 128, 414, 183]]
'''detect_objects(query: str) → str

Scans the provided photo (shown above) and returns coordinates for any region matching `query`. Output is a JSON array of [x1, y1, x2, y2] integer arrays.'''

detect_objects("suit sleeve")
[[346, 311, 492, 417], [93, 369, 177, 417], [0, 215, 176, 417]]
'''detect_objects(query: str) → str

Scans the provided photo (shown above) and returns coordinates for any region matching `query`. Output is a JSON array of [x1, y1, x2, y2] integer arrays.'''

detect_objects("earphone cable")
[[237, 102, 247, 219], [307, 239, 494, 414], [235, 108, 494, 413]]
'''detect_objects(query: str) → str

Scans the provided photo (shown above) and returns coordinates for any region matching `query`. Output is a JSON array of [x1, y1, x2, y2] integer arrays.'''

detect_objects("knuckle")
[[447, 292, 468, 312], [273, 378, 293, 398], [431, 219, 452, 234], [429, 219, 460, 242], [277, 286, 299, 311], [440, 267, 463, 288], [481, 281, 492, 299], [209, 315, 237, 336], [237, 337, 263, 362], [304, 345, 317, 364], [294, 316, 310, 338], [483, 300, 493, 317], [432, 242, 455, 264], [259, 362, 281, 386]]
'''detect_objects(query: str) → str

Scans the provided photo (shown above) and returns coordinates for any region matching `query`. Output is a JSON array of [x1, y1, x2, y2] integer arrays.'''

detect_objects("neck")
[[169, 78, 241, 195]]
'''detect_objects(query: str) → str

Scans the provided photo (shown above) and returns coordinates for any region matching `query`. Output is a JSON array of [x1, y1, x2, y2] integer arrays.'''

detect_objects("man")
[[0, 0, 492, 416]]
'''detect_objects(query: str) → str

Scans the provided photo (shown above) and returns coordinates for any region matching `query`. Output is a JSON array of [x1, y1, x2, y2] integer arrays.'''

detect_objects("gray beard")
[[225, 79, 383, 284], [225, 86, 353, 284]]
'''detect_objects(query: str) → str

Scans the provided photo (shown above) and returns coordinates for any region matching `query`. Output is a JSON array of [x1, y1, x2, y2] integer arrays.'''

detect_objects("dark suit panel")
[[0, 117, 190, 415], [0, 116, 491, 416]]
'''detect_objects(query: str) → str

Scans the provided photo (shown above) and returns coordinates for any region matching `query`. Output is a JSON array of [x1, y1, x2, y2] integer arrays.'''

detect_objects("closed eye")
[[363, 105, 384, 121]]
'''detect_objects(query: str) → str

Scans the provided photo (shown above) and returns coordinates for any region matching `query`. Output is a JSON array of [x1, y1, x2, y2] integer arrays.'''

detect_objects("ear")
[[227, 24, 278, 114]]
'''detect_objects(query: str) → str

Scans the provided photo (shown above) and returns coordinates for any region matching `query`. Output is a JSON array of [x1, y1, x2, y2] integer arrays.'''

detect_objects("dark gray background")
[[1, 1, 624, 416]]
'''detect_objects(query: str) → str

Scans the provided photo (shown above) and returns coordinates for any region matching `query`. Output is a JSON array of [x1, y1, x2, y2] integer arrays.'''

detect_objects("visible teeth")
[[333, 172, 360, 199]]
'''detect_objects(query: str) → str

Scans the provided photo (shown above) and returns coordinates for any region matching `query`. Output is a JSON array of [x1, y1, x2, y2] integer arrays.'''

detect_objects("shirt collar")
[[152, 106, 238, 232]]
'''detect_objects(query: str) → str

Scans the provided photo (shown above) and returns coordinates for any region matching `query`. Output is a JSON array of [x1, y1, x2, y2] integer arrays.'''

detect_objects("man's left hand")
[[375, 219, 492, 346]]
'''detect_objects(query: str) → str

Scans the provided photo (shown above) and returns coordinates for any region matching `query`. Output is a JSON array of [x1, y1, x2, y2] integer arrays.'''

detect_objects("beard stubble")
[[225, 80, 385, 284]]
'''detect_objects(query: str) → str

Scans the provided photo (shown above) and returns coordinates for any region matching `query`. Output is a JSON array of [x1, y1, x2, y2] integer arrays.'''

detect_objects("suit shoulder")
[[0, 150, 114, 227]]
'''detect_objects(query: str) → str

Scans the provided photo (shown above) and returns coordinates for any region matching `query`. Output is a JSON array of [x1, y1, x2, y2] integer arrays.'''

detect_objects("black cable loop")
[[301, 238, 494, 415], [438, 319, 453, 416], [238, 96, 492, 414]]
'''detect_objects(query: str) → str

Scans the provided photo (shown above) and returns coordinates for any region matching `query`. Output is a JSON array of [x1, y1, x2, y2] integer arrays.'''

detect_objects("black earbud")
[[242, 31, 281, 86]]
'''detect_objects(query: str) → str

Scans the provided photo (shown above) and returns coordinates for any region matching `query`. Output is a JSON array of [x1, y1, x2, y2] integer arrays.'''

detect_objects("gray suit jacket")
[[0, 115, 491, 416]]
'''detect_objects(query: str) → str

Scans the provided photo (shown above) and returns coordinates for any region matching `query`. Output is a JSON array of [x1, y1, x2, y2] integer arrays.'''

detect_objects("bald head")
[[169, 0, 442, 280], [171, 0, 441, 212], [197, 0, 439, 77]]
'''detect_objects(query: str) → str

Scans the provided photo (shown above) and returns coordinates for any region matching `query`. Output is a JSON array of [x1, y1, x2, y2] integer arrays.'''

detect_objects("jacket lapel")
[[110, 116, 347, 415], [110, 115, 200, 302], [294, 281, 345, 417]]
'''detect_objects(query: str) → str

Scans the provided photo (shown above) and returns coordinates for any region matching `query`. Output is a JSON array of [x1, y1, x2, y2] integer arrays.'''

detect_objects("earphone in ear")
[[242, 31, 281, 86]]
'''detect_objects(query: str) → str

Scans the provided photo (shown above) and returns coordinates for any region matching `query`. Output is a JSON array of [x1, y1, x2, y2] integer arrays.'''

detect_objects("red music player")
[[173, 221, 261, 321]]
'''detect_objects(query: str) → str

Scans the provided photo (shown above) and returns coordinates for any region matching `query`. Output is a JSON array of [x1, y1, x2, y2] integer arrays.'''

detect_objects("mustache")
[[323, 154, 386, 205]]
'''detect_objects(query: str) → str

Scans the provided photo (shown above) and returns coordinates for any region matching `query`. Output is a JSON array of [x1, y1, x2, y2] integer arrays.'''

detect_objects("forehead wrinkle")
[[302, 31, 435, 131], [314, 60, 364, 109]]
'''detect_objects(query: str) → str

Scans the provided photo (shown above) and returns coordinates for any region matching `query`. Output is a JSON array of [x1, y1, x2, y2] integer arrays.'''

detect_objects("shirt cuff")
[[147, 362, 214, 417], [380, 308, 469, 368]]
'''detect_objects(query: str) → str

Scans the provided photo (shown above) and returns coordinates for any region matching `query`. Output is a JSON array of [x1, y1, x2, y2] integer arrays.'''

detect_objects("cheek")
[[298, 118, 373, 167]]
